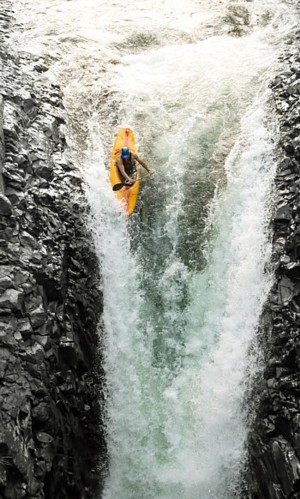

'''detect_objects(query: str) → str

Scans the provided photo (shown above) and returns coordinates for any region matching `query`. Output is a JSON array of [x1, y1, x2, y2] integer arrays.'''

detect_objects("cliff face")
[[0, 5, 105, 499], [247, 37, 300, 498]]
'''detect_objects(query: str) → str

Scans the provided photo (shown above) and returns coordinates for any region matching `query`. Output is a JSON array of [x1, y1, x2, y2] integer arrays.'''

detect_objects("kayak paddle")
[[113, 173, 152, 191]]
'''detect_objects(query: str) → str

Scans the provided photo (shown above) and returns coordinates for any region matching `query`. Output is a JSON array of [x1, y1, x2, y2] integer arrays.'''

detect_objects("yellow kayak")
[[110, 128, 141, 215]]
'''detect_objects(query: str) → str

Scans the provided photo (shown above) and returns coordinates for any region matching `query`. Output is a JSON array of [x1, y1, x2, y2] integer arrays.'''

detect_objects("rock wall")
[[0, 4, 105, 499], [246, 36, 300, 498]]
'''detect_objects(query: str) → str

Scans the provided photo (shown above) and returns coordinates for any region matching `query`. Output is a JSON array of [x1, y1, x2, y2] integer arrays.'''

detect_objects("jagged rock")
[[33, 161, 53, 180], [32, 402, 50, 423], [28, 305, 47, 329], [19, 231, 37, 248], [0, 464, 7, 488], [0, 95, 5, 172], [263, 417, 276, 436], [0, 193, 12, 216], [0, 276, 13, 290], [285, 143, 295, 156], [36, 432, 53, 445], [14, 269, 31, 286], [18, 318, 32, 339], [3, 169, 26, 189], [58, 342, 78, 368], [274, 204, 292, 222], [271, 438, 300, 497], [0, 4, 105, 499], [278, 276, 295, 305], [247, 38, 300, 499], [286, 262, 300, 280], [6, 187, 25, 207], [0, 289, 24, 312], [34, 62, 48, 73]]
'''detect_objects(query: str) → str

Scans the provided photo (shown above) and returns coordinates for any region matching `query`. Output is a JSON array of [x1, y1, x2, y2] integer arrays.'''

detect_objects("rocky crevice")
[[0, 4, 105, 499], [246, 35, 300, 499]]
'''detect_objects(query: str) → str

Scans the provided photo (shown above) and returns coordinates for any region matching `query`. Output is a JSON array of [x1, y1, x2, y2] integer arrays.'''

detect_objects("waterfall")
[[14, 0, 299, 497]]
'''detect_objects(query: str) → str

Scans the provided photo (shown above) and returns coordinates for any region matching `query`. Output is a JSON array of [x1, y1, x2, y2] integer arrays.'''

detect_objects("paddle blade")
[[113, 183, 125, 191]]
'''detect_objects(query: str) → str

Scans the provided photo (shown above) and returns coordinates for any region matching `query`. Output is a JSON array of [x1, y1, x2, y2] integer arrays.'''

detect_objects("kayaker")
[[116, 147, 154, 185]]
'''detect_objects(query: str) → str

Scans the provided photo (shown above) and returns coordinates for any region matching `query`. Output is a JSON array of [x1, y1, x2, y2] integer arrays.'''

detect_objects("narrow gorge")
[[1, 1, 300, 498]]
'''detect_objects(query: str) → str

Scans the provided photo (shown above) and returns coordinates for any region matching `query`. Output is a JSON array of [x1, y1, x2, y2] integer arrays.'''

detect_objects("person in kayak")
[[116, 147, 154, 185]]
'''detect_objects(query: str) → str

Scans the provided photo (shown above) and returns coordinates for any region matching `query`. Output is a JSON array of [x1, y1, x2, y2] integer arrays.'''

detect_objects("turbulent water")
[[13, 0, 299, 497]]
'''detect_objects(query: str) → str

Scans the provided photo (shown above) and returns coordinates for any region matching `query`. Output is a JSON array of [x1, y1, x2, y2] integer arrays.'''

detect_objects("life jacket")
[[118, 153, 136, 181]]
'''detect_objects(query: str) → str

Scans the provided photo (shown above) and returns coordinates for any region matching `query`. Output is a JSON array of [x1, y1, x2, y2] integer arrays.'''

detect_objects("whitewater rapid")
[[13, 0, 299, 497]]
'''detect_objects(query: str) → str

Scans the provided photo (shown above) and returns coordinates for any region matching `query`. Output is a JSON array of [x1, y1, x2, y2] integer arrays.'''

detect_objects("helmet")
[[121, 147, 130, 159]]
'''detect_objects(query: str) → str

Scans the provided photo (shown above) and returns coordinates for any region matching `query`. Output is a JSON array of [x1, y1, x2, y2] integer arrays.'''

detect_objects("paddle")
[[113, 173, 152, 191]]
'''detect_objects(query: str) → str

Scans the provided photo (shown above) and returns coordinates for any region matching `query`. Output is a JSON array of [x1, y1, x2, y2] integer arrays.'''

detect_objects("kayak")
[[110, 128, 141, 215]]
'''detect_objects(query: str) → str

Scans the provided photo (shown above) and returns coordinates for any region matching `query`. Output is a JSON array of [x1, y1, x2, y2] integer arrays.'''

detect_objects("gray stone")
[[274, 204, 292, 222], [20, 231, 36, 247], [6, 187, 25, 207], [263, 417, 276, 436], [2, 169, 26, 189], [14, 269, 30, 286], [278, 276, 295, 305], [0, 276, 13, 290], [271, 438, 300, 497], [36, 432, 53, 444], [34, 62, 49, 73], [286, 262, 300, 280], [32, 403, 50, 423], [0, 8, 104, 497], [0, 289, 24, 312], [0, 193, 12, 216], [29, 305, 47, 329], [59, 342, 78, 368], [0, 266, 13, 279], [18, 318, 32, 339], [33, 161, 53, 180], [0, 94, 5, 194], [0, 464, 7, 488], [21, 343, 45, 364], [34, 334, 49, 347]]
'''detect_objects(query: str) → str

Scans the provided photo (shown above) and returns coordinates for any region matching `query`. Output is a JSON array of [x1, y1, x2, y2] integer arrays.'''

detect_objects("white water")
[[13, 0, 298, 497]]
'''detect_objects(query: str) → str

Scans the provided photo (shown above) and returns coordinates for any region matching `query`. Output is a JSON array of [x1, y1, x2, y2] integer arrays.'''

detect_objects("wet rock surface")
[[0, 4, 105, 499], [246, 36, 300, 498]]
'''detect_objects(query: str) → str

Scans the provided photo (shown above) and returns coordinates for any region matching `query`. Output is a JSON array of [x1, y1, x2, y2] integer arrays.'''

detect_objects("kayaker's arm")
[[133, 154, 155, 175], [116, 157, 134, 184]]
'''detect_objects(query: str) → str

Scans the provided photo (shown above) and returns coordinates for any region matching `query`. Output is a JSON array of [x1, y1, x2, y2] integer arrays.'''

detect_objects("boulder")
[[0, 289, 24, 312], [274, 204, 292, 222], [0, 193, 12, 216], [32, 402, 50, 423], [28, 305, 47, 329]]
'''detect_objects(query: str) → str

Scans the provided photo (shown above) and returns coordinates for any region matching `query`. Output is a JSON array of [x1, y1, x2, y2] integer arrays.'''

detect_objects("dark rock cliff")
[[0, 5, 105, 499], [246, 37, 300, 498]]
